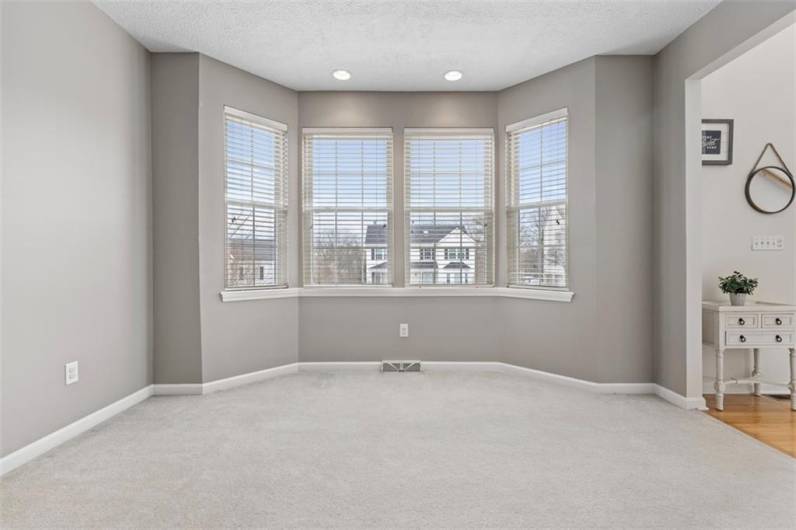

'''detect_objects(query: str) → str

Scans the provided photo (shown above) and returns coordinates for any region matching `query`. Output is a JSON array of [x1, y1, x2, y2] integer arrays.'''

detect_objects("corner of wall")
[[593, 56, 655, 383], [195, 54, 300, 383], [649, 0, 796, 395], [151, 52, 204, 385]]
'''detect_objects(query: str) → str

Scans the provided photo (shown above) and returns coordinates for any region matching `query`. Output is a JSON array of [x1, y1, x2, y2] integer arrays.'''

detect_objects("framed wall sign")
[[701, 119, 734, 165]]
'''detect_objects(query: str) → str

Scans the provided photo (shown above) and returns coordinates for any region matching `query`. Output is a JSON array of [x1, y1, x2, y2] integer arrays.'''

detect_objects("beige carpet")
[[1, 370, 794, 528]]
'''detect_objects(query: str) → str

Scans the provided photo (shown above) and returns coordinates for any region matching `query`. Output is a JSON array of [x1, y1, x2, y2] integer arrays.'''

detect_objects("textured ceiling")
[[95, 0, 721, 91]]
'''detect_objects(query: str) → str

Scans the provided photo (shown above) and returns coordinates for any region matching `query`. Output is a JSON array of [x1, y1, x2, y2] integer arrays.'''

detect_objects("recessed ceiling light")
[[444, 70, 463, 82], [332, 69, 351, 81]]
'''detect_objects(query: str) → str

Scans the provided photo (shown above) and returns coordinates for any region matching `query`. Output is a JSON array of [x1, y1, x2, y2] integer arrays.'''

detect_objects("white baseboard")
[[152, 383, 203, 395], [654, 384, 707, 410], [421, 361, 506, 372], [300, 361, 659, 397], [153, 363, 299, 396], [498, 362, 655, 394], [298, 361, 381, 371], [0, 385, 153, 477], [203, 363, 298, 393]]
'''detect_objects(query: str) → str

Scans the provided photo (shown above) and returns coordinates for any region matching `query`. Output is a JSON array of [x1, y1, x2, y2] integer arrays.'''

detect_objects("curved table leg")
[[715, 347, 725, 411], [789, 348, 795, 412]]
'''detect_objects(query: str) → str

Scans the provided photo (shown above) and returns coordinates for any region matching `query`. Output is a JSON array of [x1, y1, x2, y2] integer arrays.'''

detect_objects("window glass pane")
[[303, 132, 393, 285]]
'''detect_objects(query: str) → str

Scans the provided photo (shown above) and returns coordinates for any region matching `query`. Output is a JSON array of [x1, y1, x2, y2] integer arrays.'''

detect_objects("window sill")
[[220, 288, 301, 302], [498, 288, 574, 302], [220, 287, 574, 303]]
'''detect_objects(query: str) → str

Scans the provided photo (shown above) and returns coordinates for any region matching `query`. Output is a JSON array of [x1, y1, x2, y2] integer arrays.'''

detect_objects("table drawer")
[[761, 314, 794, 329], [726, 331, 794, 346], [725, 314, 759, 329]]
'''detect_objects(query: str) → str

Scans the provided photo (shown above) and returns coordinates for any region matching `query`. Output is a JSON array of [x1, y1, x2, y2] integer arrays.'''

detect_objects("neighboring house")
[[364, 223, 390, 285], [226, 238, 276, 287], [365, 223, 477, 285]]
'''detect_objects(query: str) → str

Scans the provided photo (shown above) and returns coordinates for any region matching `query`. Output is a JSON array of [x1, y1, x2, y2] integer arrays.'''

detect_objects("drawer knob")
[[776, 318, 782, 326], [776, 335, 783, 343], [739, 335, 746, 343], [738, 318, 745, 326]]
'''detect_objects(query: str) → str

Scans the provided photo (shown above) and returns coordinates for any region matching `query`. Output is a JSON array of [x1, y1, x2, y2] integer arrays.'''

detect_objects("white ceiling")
[[95, 0, 721, 91]]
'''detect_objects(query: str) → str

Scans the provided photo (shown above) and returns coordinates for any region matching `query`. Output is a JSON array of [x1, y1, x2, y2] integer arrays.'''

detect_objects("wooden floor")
[[704, 394, 795, 457]]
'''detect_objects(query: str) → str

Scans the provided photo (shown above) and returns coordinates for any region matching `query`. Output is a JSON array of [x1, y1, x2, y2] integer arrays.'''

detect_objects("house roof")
[[364, 223, 388, 245], [365, 223, 468, 246], [227, 238, 275, 261]]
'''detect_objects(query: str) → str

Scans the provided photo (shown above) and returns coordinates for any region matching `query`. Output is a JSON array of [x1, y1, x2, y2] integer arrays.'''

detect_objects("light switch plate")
[[65, 361, 79, 385], [752, 235, 784, 251], [399, 323, 409, 338]]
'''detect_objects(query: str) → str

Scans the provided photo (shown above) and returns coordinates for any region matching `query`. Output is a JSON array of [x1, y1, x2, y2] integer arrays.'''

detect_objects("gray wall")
[[496, 58, 600, 381], [298, 60, 654, 384], [297, 92, 502, 363], [594, 56, 654, 383], [498, 57, 653, 383], [652, 0, 795, 396], [151, 54, 202, 384], [150, 54, 301, 384], [197, 56, 299, 382], [8, 0, 775, 457], [1, 1, 152, 456]]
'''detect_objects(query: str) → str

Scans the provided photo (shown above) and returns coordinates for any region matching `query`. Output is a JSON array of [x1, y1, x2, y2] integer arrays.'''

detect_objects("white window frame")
[[506, 107, 570, 291], [404, 128, 495, 287], [223, 106, 288, 290], [302, 127, 394, 286]]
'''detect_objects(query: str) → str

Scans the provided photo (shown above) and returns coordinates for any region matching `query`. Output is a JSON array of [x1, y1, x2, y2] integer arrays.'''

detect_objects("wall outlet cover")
[[399, 323, 409, 338], [65, 361, 79, 385]]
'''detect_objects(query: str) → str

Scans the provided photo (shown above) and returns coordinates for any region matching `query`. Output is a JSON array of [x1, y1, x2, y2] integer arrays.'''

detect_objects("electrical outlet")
[[752, 235, 785, 251], [65, 361, 79, 385], [399, 323, 409, 338]]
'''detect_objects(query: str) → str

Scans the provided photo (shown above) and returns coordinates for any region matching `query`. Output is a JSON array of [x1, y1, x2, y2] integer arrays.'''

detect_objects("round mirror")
[[745, 165, 795, 214]]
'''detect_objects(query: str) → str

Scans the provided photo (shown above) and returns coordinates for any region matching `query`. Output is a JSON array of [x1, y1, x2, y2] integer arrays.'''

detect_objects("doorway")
[[686, 17, 795, 455]]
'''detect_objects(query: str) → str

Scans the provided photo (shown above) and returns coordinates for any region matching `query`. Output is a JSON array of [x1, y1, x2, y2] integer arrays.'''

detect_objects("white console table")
[[702, 301, 796, 411]]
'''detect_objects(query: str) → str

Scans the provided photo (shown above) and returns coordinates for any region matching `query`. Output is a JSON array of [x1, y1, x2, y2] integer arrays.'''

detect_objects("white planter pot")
[[729, 293, 747, 306]]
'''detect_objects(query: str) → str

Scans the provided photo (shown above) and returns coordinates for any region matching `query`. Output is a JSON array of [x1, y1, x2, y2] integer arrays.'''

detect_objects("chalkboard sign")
[[701, 119, 733, 165]]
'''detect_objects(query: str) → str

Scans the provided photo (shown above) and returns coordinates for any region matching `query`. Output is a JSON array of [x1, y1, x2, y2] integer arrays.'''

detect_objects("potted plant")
[[718, 271, 759, 306]]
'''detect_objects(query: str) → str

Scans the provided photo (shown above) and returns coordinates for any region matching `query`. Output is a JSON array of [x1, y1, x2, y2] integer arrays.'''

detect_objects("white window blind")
[[404, 129, 494, 286], [302, 129, 393, 286], [224, 107, 288, 289], [506, 108, 568, 289]]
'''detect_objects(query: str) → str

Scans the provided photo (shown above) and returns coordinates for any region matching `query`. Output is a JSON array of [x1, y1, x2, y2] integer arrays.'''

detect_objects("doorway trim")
[[683, 12, 796, 405]]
